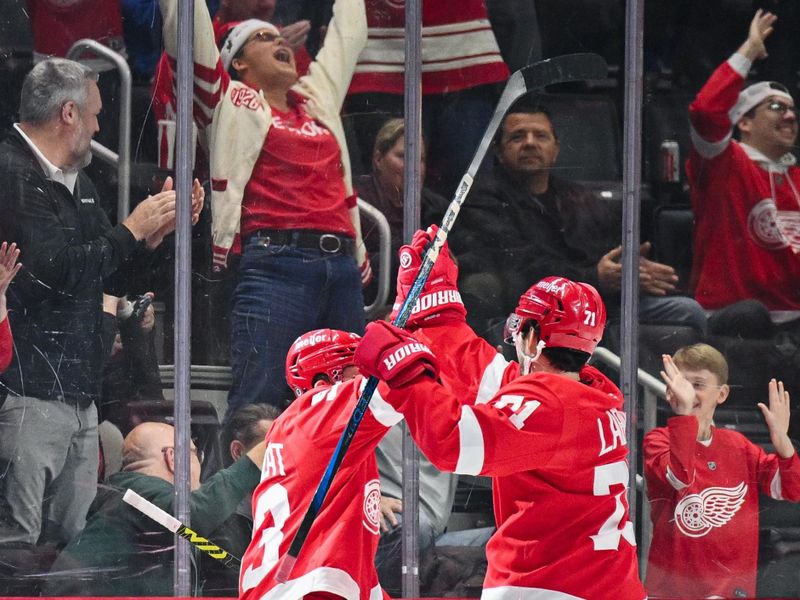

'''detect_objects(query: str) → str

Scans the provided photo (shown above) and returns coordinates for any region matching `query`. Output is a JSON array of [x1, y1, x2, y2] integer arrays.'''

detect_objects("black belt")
[[246, 229, 355, 256]]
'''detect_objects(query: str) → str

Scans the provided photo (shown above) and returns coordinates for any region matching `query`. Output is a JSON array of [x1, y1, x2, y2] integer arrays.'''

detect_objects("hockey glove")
[[355, 320, 439, 388], [390, 225, 466, 329]]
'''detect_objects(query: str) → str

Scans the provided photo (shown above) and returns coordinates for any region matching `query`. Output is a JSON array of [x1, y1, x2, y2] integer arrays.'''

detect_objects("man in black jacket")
[[0, 58, 202, 553], [449, 96, 707, 346]]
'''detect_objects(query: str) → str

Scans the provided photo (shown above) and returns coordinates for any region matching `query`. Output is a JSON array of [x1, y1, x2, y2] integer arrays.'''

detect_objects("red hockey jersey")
[[644, 416, 800, 598], [239, 377, 401, 600], [0, 317, 11, 373], [688, 54, 800, 310], [349, 0, 509, 95], [391, 322, 646, 600]]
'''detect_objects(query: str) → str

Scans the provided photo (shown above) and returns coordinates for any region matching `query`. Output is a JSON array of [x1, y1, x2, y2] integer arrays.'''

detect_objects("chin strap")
[[516, 337, 546, 375]]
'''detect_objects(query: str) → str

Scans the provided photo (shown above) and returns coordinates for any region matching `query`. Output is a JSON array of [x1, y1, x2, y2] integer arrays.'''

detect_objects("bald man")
[[44, 422, 266, 596]]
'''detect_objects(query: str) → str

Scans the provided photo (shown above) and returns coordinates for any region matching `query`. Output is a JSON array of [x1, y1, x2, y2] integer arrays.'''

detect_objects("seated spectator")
[[644, 344, 800, 598], [688, 10, 800, 319], [159, 0, 372, 414], [0, 242, 21, 374], [200, 403, 280, 596], [346, 0, 509, 197], [43, 421, 266, 596], [355, 118, 448, 307], [449, 96, 707, 347]]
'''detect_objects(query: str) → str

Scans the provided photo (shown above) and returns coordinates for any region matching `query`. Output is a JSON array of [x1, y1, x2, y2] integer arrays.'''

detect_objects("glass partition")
[[1, 0, 799, 598]]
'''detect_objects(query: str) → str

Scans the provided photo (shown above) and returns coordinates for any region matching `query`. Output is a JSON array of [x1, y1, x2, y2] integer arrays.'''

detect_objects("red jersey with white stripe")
[[393, 322, 646, 600], [688, 55, 800, 309], [349, 0, 509, 95], [240, 95, 356, 238], [644, 416, 800, 598], [0, 317, 11, 373], [239, 377, 401, 600]]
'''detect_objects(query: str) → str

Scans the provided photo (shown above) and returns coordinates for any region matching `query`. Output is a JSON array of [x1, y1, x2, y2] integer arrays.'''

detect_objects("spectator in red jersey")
[[688, 11, 800, 318], [353, 228, 646, 600], [0, 242, 22, 374], [346, 0, 509, 197], [644, 344, 800, 598], [159, 0, 372, 415]]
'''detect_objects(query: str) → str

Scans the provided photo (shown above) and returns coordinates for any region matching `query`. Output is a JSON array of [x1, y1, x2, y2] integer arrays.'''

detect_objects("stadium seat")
[[533, 92, 621, 182]]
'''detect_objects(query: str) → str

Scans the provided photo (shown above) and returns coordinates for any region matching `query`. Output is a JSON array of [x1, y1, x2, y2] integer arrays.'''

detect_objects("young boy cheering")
[[644, 344, 800, 598]]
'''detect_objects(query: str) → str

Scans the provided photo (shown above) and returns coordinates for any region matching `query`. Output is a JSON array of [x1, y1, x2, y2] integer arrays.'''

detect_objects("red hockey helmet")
[[504, 276, 606, 354], [285, 329, 362, 397]]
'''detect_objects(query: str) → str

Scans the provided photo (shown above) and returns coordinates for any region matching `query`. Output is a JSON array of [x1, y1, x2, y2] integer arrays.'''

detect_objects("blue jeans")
[[639, 294, 708, 336], [227, 238, 365, 417]]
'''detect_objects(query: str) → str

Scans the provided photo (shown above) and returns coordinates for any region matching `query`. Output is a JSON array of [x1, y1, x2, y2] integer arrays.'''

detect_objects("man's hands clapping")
[[122, 177, 205, 250]]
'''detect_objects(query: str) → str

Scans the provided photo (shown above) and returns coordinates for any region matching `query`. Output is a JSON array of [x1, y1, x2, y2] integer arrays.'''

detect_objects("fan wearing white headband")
[[688, 9, 800, 318], [159, 0, 372, 416]]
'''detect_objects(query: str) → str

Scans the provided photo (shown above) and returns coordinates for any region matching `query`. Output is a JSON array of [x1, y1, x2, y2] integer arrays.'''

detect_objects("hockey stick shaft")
[[277, 52, 609, 582], [123, 489, 242, 571]]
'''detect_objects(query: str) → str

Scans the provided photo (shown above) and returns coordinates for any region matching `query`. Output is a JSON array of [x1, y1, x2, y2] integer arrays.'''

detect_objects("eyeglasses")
[[161, 445, 204, 464], [761, 100, 796, 116], [246, 30, 283, 46]]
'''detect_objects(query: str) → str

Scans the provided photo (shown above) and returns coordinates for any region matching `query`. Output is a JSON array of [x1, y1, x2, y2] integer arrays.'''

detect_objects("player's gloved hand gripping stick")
[[276, 52, 609, 582]]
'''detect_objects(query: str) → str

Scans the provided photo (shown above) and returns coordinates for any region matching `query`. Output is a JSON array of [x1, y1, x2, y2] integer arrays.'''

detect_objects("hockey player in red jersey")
[[644, 344, 800, 598], [353, 228, 646, 600], [239, 327, 434, 600]]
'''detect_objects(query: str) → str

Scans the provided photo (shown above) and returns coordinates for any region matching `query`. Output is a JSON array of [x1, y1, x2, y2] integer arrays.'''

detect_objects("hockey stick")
[[276, 52, 609, 582], [123, 489, 241, 571]]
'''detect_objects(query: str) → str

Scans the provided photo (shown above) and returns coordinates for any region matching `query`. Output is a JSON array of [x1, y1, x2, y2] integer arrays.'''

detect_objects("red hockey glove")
[[355, 320, 439, 388], [390, 225, 466, 329], [360, 254, 373, 288]]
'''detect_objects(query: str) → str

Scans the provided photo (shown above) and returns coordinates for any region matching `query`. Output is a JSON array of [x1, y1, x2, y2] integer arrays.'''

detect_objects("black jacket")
[[449, 164, 619, 322], [0, 129, 142, 405]]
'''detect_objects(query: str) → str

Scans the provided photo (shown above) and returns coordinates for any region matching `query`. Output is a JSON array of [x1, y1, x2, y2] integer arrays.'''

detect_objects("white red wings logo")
[[362, 479, 381, 535], [674, 482, 747, 537]]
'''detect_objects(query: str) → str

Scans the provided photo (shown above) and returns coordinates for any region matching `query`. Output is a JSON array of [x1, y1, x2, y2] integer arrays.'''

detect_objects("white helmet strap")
[[515, 333, 546, 375]]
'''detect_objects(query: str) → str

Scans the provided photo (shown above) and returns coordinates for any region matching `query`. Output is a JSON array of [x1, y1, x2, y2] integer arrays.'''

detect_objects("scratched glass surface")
[[1, 1, 800, 598]]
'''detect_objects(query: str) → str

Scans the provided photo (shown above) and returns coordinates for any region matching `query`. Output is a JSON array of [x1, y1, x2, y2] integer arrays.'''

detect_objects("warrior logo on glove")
[[383, 341, 434, 372]]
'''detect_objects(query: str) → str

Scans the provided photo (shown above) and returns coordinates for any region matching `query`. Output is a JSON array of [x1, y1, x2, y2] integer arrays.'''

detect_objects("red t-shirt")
[[0, 316, 12, 374], [239, 95, 356, 238], [239, 377, 401, 600]]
